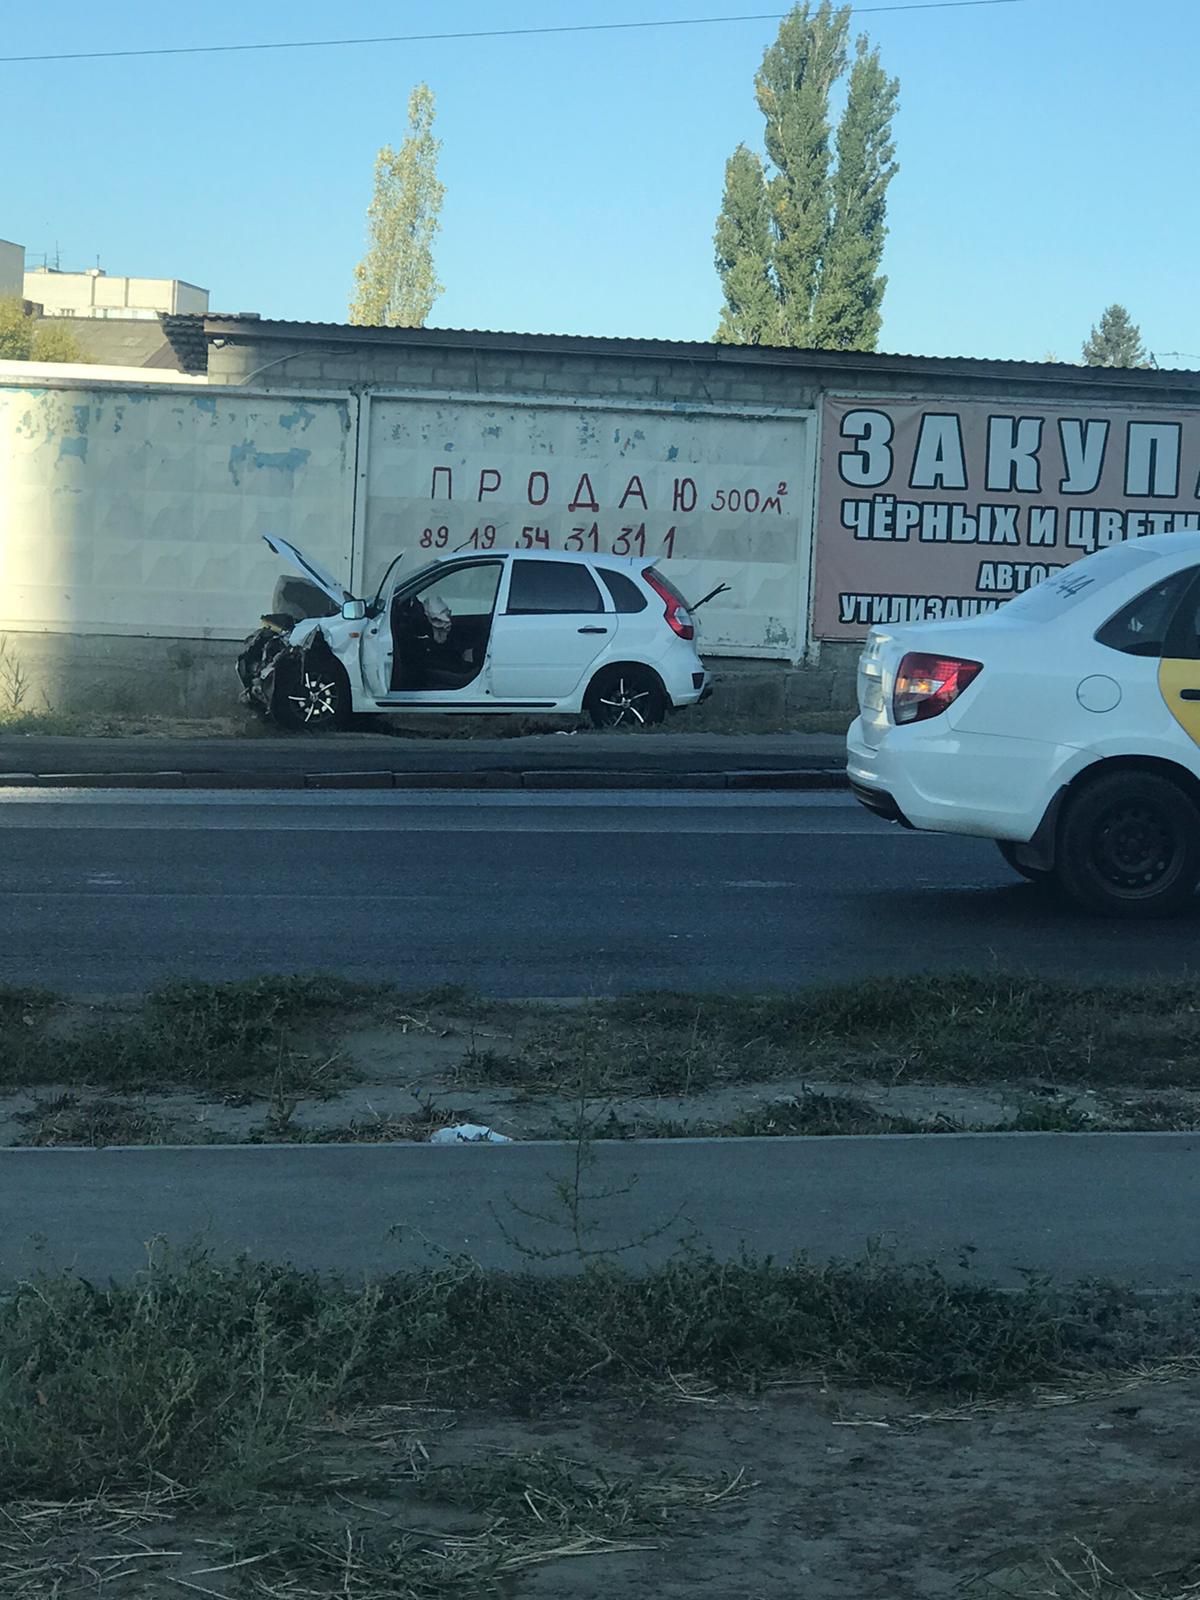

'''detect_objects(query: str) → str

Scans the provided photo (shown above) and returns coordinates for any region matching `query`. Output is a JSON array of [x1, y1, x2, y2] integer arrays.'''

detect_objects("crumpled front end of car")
[[236, 618, 299, 717]]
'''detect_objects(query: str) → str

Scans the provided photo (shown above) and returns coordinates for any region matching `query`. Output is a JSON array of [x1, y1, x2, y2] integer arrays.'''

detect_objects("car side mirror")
[[341, 599, 367, 621]]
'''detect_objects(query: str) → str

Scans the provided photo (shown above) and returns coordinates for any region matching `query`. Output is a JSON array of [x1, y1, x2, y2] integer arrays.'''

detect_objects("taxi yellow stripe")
[[1159, 657, 1200, 744]]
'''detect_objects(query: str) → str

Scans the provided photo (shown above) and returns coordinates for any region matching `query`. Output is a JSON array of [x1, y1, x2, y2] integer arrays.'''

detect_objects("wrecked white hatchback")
[[237, 535, 713, 731]]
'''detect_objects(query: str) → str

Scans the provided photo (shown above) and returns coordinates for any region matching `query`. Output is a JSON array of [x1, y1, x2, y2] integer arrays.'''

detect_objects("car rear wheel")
[[586, 666, 667, 729], [1055, 771, 1200, 917], [272, 655, 351, 731], [995, 841, 1054, 885]]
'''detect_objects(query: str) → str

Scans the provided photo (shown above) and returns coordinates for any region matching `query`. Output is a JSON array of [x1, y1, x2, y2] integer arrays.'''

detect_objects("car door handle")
[[1180, 689, 1200, 701], [577, 626, 609, 634]]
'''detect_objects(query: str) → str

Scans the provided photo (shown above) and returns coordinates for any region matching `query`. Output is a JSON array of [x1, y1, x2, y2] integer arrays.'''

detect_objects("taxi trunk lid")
[[856, 619, 996, 747]]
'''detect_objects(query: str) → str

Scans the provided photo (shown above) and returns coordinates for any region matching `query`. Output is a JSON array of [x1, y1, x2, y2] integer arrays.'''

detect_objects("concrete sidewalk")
[[0, 731, 849, 791], [2, 1133, 1199, 1287]]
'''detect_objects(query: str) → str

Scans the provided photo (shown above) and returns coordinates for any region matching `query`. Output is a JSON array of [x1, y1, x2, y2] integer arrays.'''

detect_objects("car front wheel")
[[272, 654, 351, 731], [1055, 771, 1200, 917], [586, 666, 667, 729]]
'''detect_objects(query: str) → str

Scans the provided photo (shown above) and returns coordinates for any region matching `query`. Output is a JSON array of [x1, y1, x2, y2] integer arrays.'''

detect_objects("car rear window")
[[506, 559, 603, 615], [1001, 543, 1162, 622], [1095, 567, 1200, 657], [598, 568, 648, 613]]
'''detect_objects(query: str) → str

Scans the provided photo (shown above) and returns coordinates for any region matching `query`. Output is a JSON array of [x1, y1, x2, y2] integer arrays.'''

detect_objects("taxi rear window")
[[1002, 543, 1162, 622], [1096, 567, 1199, 657]]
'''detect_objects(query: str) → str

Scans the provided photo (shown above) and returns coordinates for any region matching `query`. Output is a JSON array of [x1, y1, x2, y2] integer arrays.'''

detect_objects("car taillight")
[[643, 569, 695, 640], [892, 653, 982, 724]]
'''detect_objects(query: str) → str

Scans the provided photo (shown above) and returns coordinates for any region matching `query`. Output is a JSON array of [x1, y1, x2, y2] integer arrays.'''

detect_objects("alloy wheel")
[[598, 676, 652, 727], [288, 671, 341, 726]]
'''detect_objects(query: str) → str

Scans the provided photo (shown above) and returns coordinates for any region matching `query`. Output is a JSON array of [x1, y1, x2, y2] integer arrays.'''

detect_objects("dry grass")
[[13, 1093, 183, 1148], [0, 1483, 193, 1597], [971, 1541, 1200, 1598], [0, 1452, 746, 1600], [8, 973, 1200, 1110], [873, 1359, 1200, 1430], [233, 1453, 748, 1600]]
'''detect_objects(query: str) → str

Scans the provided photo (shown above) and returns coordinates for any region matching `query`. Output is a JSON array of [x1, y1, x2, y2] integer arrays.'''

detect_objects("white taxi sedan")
[[847, 531, 1200, 917]]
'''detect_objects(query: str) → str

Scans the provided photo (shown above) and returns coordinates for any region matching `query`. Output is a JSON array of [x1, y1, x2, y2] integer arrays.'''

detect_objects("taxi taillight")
[[893, 653, 983, 724]]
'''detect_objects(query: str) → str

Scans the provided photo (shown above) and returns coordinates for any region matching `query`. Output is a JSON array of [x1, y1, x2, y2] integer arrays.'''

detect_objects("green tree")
[[0, 298, 88, 363], [1082, 304, 1147, 368], [31, 322, 88, 363], [0, 295, 33, 359], [810, 37, 898, 349], [714, 146, 779, 344], [713, 2, 899, 351], [350, 83, 445, 328], [756, 0, 848, 346]]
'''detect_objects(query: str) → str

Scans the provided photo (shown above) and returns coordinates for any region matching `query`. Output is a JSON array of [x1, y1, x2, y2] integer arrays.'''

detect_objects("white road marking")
[[0, 787, 916, 836], [722, 880, 795, 889], [0, 787, 860, 810]]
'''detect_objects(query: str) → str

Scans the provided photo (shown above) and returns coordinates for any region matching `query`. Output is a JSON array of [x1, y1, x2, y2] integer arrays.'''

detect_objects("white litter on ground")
[[428, 1123, 513, 1144]]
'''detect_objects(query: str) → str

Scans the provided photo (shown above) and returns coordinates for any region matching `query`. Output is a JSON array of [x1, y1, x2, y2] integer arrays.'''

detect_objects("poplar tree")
[[714, 146, 779, 344], [714, 3, 899, 351], [810, 36, 898, 349], [351, 84, 445, 328]]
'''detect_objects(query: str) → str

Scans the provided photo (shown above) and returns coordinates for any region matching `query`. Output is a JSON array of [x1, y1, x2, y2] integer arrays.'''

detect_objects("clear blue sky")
[[4, 0, 1196, 364]]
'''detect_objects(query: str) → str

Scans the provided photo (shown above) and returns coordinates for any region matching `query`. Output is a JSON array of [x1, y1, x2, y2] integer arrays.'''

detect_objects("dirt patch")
[[9, 1244, 1200, 1597], [506, 1380, 1200, 1599], [0, 710, 272, 738], [5, 977, 1200, 1146], [8, 1378, 1200, 1597]]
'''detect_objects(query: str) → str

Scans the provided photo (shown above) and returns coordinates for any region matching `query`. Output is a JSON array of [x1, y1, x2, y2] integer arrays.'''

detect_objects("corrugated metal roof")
[[160, 313, 209, 374], [36, 316, 177, 371], [189, 314, 1200, 387]]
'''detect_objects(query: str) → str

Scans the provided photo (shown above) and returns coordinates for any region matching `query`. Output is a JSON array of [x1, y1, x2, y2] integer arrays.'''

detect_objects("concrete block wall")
[[20, 326, 1192, 725], [206, 337, 829, 411], [207, 331, 1199, 411], [2, 632, 239, 722], [0, 629, 858, 727]]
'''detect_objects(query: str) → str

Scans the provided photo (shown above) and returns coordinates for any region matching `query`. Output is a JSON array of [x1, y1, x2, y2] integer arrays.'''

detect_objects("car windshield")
[[380, 558, 442, 601]]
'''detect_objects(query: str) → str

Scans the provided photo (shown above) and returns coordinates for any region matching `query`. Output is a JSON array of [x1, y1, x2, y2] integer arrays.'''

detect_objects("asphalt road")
[[3, 1134, 1200, 1287], [0, 788, 1196, 994], [0, 731, 842, 781]]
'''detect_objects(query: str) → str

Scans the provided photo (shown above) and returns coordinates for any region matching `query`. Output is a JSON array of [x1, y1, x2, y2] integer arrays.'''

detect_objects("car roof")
[[428, 549, 648, 571], [1136, 529, 1200, 558]]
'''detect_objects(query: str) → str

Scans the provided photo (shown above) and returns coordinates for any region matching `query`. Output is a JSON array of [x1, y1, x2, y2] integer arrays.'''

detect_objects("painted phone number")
[[419, 522, 680, 559]]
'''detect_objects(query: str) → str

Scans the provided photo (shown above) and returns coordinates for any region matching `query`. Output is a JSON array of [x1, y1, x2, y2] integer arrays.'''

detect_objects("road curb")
[[0, 767, 849, 793]]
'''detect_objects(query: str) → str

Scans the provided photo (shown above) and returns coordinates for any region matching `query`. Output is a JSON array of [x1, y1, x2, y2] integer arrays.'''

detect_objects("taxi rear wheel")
[[1055, 771, 1200, 917]]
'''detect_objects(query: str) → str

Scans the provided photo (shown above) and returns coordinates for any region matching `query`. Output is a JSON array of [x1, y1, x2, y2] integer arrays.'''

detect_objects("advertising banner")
[[814, 395, 1200, 640]]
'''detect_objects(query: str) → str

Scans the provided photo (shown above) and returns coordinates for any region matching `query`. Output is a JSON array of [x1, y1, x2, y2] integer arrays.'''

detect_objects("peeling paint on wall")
[[1, 381, 352, 640], [57, 434, 88, 463], [0, 379, 811, 659], [227, 442, 311, 487], [366, 397, 810, 659]]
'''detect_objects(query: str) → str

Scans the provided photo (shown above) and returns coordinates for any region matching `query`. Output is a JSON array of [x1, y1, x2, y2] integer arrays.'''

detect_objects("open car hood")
[[262, 534, 349, 608]]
